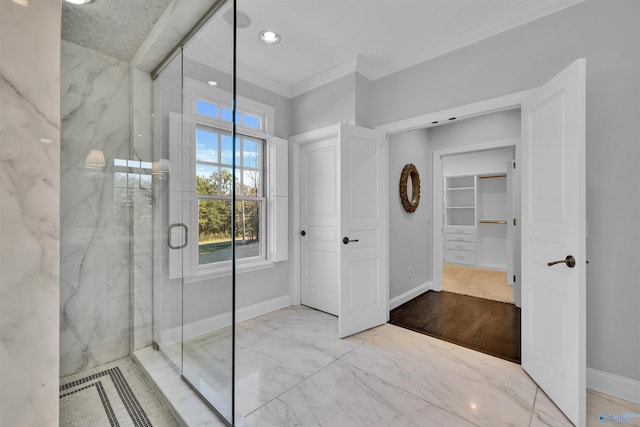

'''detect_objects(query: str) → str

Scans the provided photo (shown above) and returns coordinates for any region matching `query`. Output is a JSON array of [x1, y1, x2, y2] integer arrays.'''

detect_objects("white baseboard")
[[160, 294, 290, 345], [587, 367, 640, 405], [389, 281, 433, 310]]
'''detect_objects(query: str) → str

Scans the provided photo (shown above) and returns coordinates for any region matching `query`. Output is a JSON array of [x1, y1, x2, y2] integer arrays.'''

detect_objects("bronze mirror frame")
[[399, 163, 420, 213]]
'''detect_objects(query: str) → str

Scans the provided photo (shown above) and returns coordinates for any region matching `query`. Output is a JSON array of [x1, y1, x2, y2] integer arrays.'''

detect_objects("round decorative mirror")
[[399, 163, 421, 213]]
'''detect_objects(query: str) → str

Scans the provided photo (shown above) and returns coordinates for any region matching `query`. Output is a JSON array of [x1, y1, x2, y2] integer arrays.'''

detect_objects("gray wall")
[[0, 0, 60, 425], [291, 73, 356, 135], [291, 72, 375, 135], [375, 0, 640, 382], [355, 73, 373, 129], [388, 129, 430, 299]]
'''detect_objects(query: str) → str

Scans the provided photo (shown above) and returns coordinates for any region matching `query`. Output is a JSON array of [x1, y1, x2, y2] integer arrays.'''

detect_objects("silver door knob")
[[547, 255, 576, 268]]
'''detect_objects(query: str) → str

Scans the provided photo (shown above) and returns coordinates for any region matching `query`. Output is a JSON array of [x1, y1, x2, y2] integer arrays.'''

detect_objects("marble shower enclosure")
[[0, 0, 61, 424], [60, 40, 132, 377]]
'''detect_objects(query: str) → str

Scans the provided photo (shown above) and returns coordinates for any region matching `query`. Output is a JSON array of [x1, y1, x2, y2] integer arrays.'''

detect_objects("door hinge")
[[513, 275, 517, 283], [513, 218, 517, 226], [513, 161, 516, 169]]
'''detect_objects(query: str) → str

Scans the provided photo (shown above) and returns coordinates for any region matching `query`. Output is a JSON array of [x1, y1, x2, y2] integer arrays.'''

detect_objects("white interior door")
[[300, 137, 340, 315], [521, 59, 586, 426], [338, 124, 388, 338]]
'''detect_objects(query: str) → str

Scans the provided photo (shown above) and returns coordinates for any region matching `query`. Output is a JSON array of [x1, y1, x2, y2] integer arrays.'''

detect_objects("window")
[[167, 78, 287, 279], [195, 127, 265, 265]]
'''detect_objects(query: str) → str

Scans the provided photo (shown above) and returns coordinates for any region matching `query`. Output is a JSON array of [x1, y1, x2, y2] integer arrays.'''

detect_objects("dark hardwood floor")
[[389, 290, 521, 363]]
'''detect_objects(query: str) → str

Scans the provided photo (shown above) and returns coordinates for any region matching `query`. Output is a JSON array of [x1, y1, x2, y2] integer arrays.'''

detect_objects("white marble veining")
[[341, 324, 538, 426], [233, 319, 335, 415], [246, 359, 478, 427], [253, 305, 377, 359], [530, 388, 574, 427], [135, 306, 640, 427], [60, 40, 132, 377], [0, 1, 61, 426]]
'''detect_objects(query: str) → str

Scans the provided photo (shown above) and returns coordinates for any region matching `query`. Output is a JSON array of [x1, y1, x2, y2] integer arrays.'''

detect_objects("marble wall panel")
[[60, 40, 132, 377], [0, 1, 61, 426]]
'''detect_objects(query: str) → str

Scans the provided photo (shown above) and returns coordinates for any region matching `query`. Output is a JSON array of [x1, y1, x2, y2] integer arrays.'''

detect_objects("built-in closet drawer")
[[445, 249, 476, 265], [445, 233, 476, 243], [445, 241, 476, 251], [444, 226, 475, 235]]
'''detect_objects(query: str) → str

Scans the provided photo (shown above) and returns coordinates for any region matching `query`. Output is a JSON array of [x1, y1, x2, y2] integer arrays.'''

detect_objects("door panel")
[[300, 138, 340, 315], [521, 58, 586, 426], [339, 124, 388, 338]]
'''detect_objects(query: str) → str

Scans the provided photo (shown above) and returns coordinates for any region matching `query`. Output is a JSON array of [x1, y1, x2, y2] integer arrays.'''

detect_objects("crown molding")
[[289, 58, 358, 98], [235, 67, 292, 98], [289, 55, 375, 98]]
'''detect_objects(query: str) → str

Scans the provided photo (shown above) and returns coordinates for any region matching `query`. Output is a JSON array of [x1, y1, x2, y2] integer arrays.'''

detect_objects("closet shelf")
[[446, 186, 474, 191], [479, 219, 508, 224]]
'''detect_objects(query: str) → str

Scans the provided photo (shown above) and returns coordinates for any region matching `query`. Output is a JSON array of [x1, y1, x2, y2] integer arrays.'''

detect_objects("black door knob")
[[300, 230, 306, 236]]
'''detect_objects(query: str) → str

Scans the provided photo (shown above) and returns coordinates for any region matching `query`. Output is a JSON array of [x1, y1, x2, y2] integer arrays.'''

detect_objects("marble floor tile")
[[254, 305, 381, 358], [529, 388, 574, 427], [235, 325, 335, 416], [340, 323, 537, 426], [246, 360, 478, 427], [133, 306, 639, 427]]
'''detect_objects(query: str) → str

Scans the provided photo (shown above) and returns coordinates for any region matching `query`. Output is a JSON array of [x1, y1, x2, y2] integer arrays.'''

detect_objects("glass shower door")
[[152, 0, 236, 424]]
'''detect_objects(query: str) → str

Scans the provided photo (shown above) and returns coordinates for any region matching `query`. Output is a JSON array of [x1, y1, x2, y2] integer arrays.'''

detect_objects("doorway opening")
[[389, 109, 522, 364], [440, 145, 518, 304]]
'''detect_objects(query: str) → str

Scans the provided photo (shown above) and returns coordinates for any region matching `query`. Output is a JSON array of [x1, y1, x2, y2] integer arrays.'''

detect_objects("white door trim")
[[375, 89, 534, 136], [432, 138, 520, 292]]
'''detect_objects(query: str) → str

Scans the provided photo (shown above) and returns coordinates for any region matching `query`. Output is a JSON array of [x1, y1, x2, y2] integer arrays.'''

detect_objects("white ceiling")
[[187, 0, 584, 98], [62, 0, 584, 95]]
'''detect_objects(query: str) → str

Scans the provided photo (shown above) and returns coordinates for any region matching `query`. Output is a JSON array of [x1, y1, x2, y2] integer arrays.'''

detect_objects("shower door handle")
[[168, 223, 188, 249]]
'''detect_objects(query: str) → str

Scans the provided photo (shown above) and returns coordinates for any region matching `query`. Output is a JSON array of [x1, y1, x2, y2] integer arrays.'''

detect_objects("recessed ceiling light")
[[207, 81, 218, 87], [259, 30, 280, 45], [12, 0, 29, 7], [65, 0, 94, 4]]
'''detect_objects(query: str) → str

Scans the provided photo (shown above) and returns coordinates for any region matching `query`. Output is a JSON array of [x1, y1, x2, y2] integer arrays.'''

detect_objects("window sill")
[[183, 259, 275, 283]]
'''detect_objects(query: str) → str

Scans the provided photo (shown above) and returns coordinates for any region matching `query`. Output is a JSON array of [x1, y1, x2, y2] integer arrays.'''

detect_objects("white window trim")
[[168, 79, 287, 281]]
